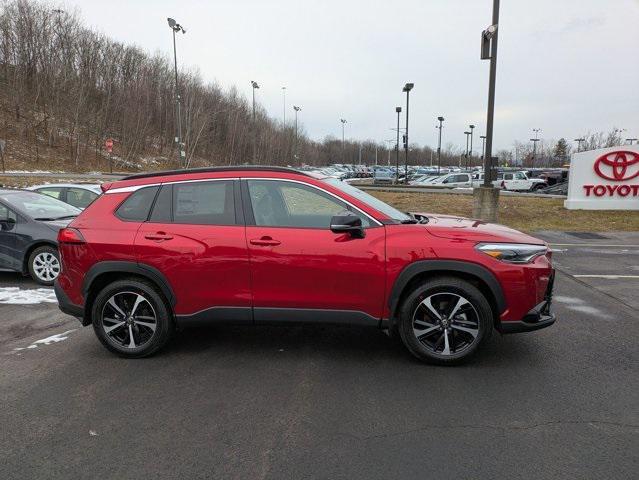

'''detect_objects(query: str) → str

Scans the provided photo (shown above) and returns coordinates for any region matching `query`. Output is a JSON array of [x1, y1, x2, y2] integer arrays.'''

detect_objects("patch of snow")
[[0, 287, 58, 304], [14, 329, 76, 351]]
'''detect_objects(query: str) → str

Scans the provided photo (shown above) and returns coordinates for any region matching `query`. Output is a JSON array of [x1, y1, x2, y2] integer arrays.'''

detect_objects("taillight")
[[58, 228, 86, 244]]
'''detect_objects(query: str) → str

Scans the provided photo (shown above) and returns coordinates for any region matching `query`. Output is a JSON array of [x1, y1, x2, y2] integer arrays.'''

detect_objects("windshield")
[[0, 191, 81, 219], [323, 178, 411, 221]]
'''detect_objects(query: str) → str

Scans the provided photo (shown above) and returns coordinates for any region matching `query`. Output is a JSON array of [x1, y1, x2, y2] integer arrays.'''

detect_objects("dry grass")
[[369, 190, 639, 233]]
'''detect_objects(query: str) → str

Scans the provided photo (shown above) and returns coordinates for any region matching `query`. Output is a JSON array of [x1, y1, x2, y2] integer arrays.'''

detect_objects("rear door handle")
[[250, 237, 281, 246], [145, 232, 173, 242]]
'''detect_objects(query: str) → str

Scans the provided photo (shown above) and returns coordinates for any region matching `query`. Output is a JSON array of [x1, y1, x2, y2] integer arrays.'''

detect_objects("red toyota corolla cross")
[[55, 167, 555, 364]]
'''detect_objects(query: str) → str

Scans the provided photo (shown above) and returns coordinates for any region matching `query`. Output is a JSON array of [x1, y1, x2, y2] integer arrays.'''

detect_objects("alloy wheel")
[[32, 252, 60, 282], [101, 291, 157, 349], [412, 292, 480, 356]]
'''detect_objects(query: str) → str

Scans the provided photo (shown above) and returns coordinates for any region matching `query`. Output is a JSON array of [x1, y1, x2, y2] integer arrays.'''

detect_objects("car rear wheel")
[[398, 277, 492, 365], [91, 278, 174, 358], [28, 246, 60, 285]]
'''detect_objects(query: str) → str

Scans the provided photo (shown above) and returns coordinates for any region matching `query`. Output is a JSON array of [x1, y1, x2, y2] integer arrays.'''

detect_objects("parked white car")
[[428, 172, 473, 188], [472, 172, 547, 191], [28, 183, 102, 209]]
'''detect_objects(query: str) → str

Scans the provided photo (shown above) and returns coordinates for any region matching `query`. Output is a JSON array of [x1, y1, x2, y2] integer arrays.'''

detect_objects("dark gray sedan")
[[0, 188, 80, 285]]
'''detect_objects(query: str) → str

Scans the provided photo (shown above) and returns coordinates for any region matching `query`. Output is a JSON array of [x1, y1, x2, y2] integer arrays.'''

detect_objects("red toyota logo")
[[593, 151, 639, 181]]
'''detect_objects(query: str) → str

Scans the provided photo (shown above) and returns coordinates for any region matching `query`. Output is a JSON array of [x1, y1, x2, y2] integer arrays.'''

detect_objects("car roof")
[[123, 166, 310, 181]]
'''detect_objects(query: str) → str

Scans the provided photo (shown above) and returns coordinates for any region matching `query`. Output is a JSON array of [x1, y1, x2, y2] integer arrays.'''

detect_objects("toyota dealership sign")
[[565, 145, 639, 210]]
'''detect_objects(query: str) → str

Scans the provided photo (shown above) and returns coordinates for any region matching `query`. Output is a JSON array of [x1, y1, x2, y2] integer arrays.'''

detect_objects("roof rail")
[[122, 166, 308, 181]]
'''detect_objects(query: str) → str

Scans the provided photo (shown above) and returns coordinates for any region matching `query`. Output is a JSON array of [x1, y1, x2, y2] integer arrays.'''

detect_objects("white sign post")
[[564, 146, 639, 210]]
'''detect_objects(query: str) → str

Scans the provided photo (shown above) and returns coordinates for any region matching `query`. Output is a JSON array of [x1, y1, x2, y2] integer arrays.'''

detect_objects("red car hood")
[[412, 212, 546, 245]]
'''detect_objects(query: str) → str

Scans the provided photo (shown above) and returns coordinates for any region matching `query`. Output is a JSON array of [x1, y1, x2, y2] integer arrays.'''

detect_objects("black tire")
[[91, 278, 174, 358], [533, 183, 547, 191], [398, 276, 493, 365], [27, 245, 60, 286]]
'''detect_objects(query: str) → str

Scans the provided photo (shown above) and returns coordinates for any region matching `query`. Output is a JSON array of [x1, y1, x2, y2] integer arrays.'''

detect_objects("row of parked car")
[[0, 183, 101, 285]]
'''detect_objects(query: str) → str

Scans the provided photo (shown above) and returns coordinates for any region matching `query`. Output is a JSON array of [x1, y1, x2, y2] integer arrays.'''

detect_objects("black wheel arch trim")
[[82, 261, 177, 307], [388, 259, 506, 318]]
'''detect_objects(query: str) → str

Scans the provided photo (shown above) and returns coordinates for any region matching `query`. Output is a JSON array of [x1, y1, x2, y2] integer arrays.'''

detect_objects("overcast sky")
[[76, 0, 638, 151]]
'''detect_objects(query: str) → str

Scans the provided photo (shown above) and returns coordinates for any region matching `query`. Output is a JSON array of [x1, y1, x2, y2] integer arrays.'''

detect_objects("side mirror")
[[330, 214, 365, 238], [0, 217, 16, 231]]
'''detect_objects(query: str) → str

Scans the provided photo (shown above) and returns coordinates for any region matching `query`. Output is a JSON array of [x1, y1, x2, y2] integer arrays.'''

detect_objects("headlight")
[[475, 243, 548, 264]]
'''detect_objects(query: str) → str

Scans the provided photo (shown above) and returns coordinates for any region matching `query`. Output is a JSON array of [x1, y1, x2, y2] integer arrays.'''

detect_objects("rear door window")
[[172, 181, 235, 225]]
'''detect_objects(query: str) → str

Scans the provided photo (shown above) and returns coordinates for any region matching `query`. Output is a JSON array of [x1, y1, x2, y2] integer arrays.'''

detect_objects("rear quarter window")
[[115, 186, 159, 221]]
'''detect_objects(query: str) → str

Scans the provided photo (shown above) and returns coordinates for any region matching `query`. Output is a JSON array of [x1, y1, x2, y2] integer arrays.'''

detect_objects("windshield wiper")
[[34, 217, 57, 221], [54, 215, 78, 220]]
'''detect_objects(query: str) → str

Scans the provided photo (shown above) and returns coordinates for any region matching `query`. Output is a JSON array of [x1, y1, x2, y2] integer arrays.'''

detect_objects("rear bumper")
[[499, 270, 556, 334], [54, 280, 85, 322]]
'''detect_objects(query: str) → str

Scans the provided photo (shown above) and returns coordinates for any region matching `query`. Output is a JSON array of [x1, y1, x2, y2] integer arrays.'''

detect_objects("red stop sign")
[[105, 138, 114, 153]]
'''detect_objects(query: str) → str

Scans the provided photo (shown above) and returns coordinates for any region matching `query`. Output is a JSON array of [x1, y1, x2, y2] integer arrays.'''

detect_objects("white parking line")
[[573, 275, 639, 279]]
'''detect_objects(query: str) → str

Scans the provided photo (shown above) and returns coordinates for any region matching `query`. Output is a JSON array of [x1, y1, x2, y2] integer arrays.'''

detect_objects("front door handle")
[[144, 232, 173, 242], [250, 237, 281, 246]]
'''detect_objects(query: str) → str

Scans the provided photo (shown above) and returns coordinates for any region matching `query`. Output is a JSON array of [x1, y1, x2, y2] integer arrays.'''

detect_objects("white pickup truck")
[[473, 171, 547, 191]]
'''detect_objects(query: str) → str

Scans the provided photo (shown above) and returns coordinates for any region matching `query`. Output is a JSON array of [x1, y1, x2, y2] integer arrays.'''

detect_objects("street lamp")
[[384, 139, 395, 166], [469, 124, 475, 168], [293, 106, 301, 161], [395, 107, 402, 183], [402, 83, 414, 183], [574, 138, 585, 152], [464, 131, 471, 170], [530, 128, 541, 165], [340, 118, 347, 162], [282, 86, 286, 125], [167, 17, 186, 166], [436, 116, 444, 175], [480, 135, 486, 161], [474, 0, 500, 222], [251, 80, 260, 163]]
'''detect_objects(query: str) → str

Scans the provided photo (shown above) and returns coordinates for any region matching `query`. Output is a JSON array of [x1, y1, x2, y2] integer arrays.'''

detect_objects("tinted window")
[[116, 186, 159, 221], [67, 188, 98, 209], [504, 173, 513, 180], [36, 188, 63, 200], [149, 185, 173, 223], [173, 181, 235, 225], [248, 180, 370, 228]]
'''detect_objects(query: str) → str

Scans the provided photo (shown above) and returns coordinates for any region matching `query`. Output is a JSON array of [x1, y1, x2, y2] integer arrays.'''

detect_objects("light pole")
[[464, 131, 471, 170], [480, 135, 486, 161], [626, 138, 638, 145], [469, 124, 475, 168], [384, 139, 395, 165], [395, 107, 402, 183], [251, 80, 260, 163], [282, 86, 286, 125], [531, 128, 541, 165], [340, 118, 347, 162], [402, 83, 414, 183], [293, 105, 301, 161], [167, 18, 186, 167], [474, 0, 500, 221], [436, 116, 444, 175], [574, 137, 585, 152]]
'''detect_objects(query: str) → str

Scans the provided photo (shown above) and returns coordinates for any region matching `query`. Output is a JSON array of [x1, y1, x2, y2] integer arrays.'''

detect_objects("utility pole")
[[402, 83, 414, 183], [436, 116, 444, 175], [626, 138, 638, 145], [395, 107, 402, 183], [251, 81, 260, 164], [474, 0, 500, 221], [574, 137, 585, 152], [530, 128, 541, 166], [480, 135, 486, 162], [167, 18, 186, 167]]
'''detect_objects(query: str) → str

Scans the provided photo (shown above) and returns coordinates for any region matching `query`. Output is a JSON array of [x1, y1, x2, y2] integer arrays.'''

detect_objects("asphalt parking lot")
[[1, 232, 638, 480]]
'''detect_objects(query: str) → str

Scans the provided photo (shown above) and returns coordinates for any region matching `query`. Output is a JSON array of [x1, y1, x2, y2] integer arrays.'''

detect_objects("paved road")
[[1, 265, 637, 479]]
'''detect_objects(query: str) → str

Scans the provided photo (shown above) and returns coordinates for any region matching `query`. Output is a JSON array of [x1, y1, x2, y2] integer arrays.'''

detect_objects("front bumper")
[[499, 270, 555, 334], [54, 280, 85, 322]]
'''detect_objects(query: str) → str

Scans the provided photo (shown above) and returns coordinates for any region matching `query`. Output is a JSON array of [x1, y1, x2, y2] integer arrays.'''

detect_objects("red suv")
[[55, 167, 555, 364]]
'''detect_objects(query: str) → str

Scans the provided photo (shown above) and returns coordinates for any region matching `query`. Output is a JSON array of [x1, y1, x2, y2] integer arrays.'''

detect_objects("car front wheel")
[[398, 277, 493, 365], [91, 278, 174, 358]]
